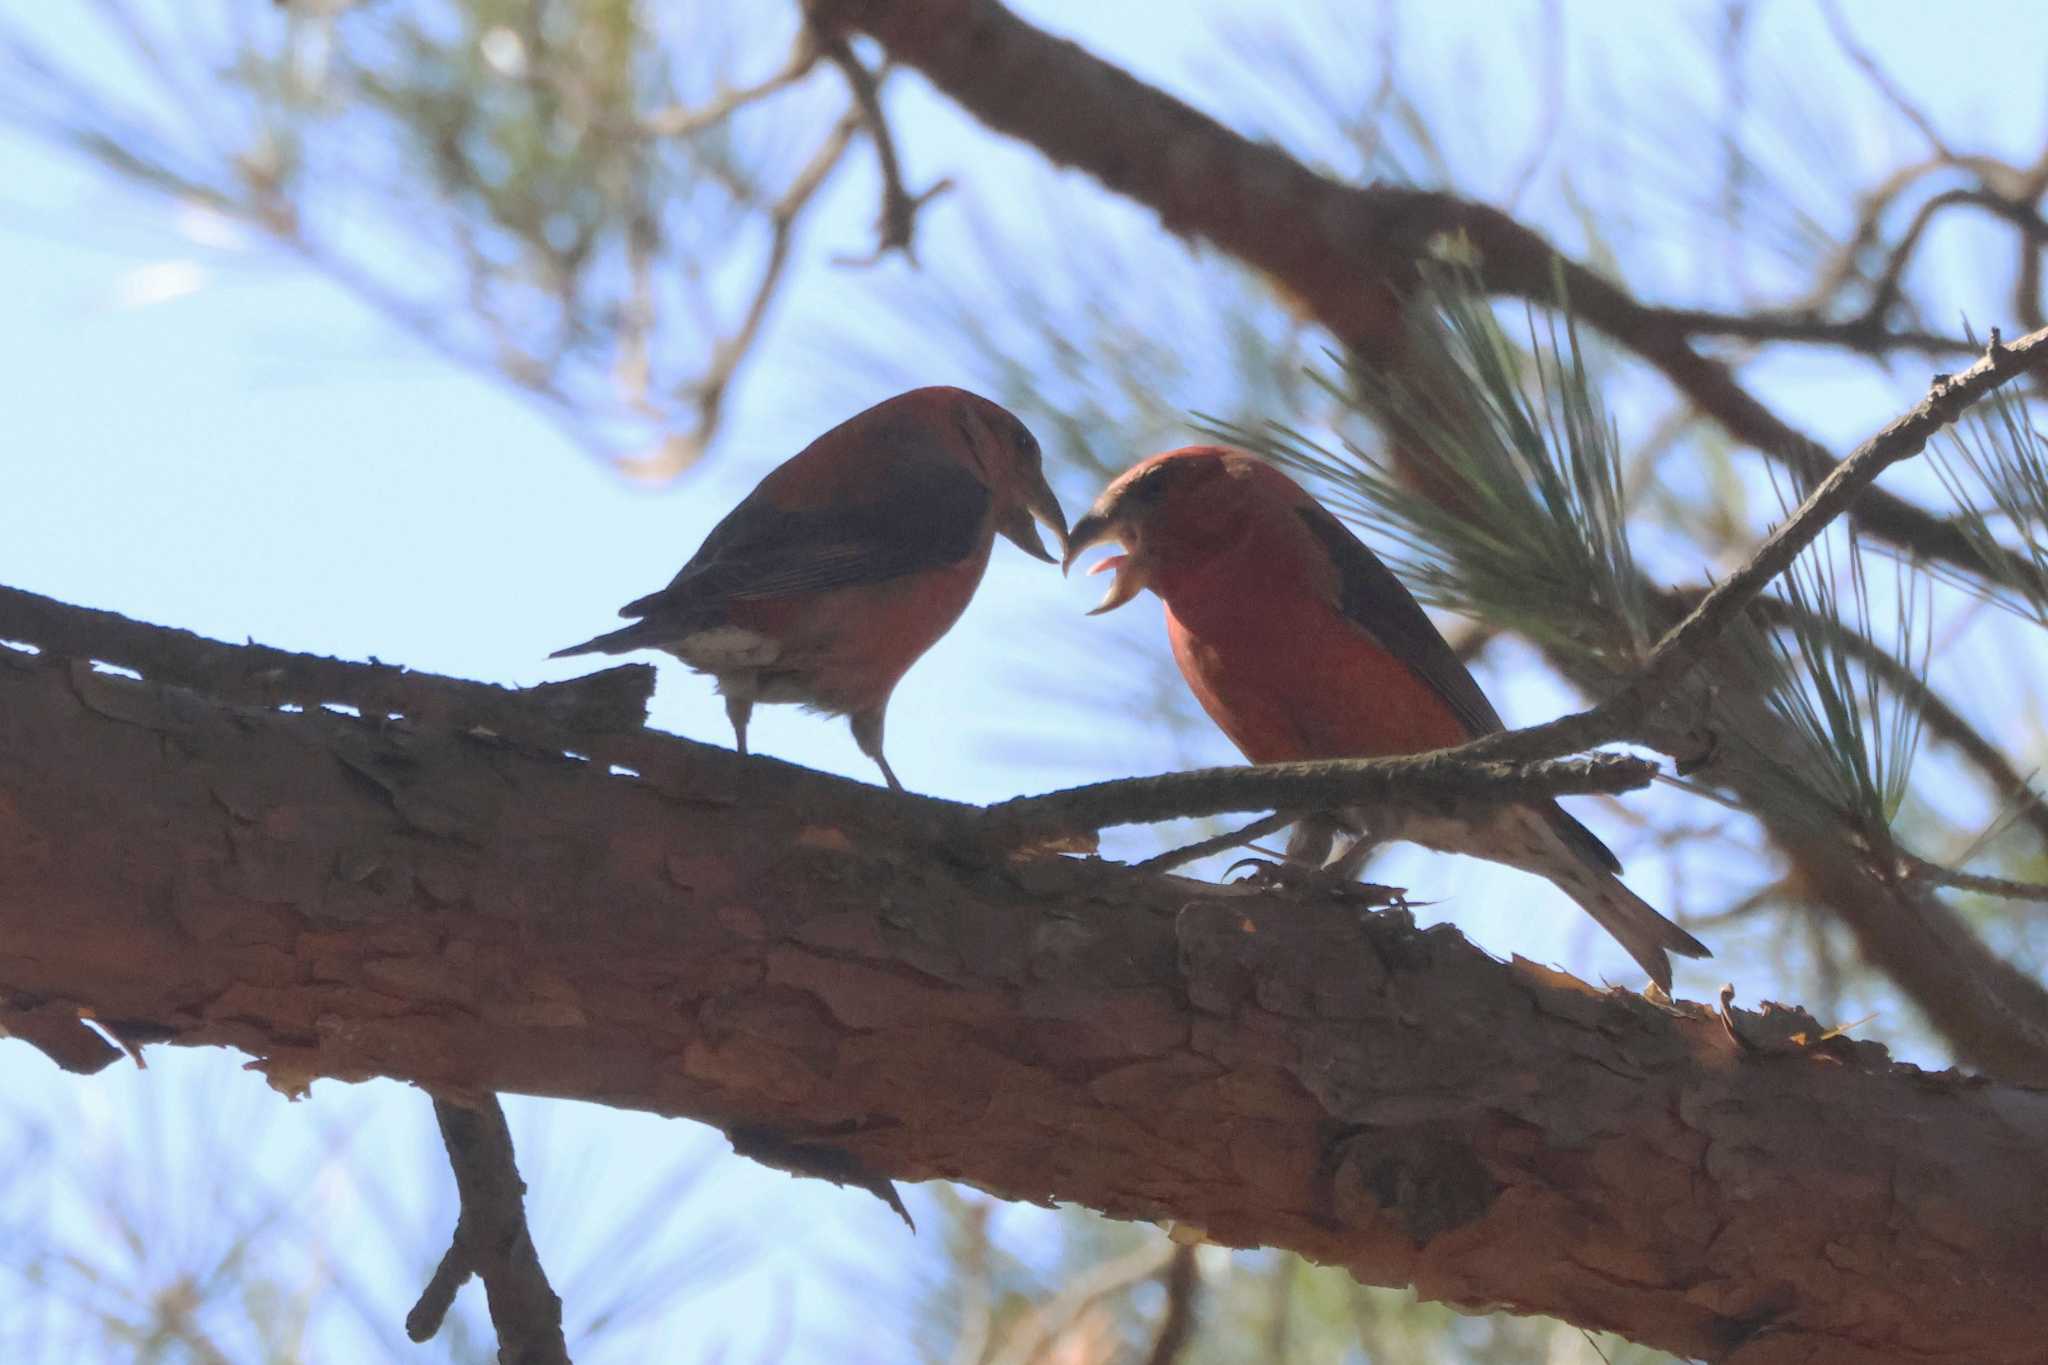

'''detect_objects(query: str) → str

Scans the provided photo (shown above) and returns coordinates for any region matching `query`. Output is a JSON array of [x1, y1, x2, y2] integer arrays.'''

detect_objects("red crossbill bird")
[[551, 387, 1067, 791], [1066, 445, 1708, 989]]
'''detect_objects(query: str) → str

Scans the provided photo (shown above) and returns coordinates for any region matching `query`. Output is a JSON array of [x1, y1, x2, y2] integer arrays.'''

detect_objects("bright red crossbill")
[[552, 387, 1067, 791], [1066, 445, 1708, 989]]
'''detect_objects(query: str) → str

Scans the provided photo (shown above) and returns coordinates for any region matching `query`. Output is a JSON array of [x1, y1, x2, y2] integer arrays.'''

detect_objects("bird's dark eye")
[[1122, 464, 1175, 506]]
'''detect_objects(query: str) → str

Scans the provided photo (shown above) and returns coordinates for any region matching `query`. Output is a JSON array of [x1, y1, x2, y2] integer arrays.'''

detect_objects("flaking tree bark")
[[2, 596, 2046, 1364]]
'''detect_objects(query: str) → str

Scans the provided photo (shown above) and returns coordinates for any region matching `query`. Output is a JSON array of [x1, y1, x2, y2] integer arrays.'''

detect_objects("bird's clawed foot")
[[1222, 856, 1409, 908]]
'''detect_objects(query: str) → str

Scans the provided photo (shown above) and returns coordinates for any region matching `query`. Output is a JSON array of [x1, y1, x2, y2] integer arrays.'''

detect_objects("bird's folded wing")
[[622, 459, 991, 622], [1294, 504, 1506, 737]]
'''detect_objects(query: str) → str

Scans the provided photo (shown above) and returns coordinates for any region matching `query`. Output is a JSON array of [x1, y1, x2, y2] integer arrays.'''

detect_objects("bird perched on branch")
[[1065, 445, 1708, 988], [552, 387, 1068, 791]]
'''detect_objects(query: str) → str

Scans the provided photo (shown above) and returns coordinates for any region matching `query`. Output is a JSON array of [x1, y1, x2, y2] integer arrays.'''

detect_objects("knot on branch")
[[1324, 1125, 1499, 1247]]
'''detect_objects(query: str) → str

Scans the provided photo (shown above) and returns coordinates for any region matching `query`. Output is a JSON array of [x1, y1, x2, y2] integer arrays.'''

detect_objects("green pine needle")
[[1925, 379, 2048, 626], [1210, 265, 1651, 668]]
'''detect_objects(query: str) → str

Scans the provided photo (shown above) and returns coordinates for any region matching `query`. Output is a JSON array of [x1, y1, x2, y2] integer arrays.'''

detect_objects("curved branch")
[[2, 614, 2046, 1362], [407, 1096, 569, 1364], [979, 752, 1655, 849], [1454, 325, 2048, 766]]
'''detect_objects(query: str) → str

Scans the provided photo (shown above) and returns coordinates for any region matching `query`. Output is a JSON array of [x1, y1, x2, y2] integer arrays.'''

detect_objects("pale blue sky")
[[5, 2, 2048, 1360]]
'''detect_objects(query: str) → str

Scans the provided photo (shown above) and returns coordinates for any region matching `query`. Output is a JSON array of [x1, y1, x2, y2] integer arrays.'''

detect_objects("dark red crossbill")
[[1066, 445, 1708, 989], [552, 387, 1067, 791]]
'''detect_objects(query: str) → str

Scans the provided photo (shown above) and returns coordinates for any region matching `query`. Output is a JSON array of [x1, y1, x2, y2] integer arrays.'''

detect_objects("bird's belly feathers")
[[1166, 600, 1472, 763], [667, 625, 783, 672], [674, 552, 989, 716]]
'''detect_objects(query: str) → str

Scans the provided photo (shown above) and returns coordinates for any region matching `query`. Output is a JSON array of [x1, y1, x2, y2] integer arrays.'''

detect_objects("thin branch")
[[945, 1199, 995, 1365], [812, 31, 946, 264], [1898, 852, 2048, 904], [1499, 0, 1564, 211], [1820, 0, 1954, 160], [1638, 306, 1971, 356], [632, 108, 861, 479], [978, 752, 1655, 848], [1861, 188, 2048, 329], [639, 33, 821, 138], [1458, 325, 2048, 766], [1142, 1245, 1200, 1365], [1131, 812, 1299, 872], [985, 1242, 1177, 1365], [407, 1096, 570, 1365]]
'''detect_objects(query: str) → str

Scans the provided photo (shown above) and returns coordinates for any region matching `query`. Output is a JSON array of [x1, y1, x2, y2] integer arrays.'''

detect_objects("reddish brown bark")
[[803, 0, 2048, 1086], [3, 629, 2046, 1363]]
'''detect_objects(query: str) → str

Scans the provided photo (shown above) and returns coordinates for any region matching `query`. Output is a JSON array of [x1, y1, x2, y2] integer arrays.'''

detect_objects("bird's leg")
[[1220, 813, 1343, 882], [1284, 815, 1343, 869], [1323, 828, 1387, 883], [849, 708, 904, 793], [725, 695, 754, 758], [1225, 813, 1404, 905]]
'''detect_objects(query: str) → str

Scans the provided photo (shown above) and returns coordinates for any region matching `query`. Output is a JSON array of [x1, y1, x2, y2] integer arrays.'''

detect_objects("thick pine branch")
[[2, 604, 2047, 1363]]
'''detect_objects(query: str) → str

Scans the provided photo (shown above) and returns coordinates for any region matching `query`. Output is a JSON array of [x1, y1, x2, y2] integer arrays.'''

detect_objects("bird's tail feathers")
[[1560, 875, 1710, 993], [548, 621, 656, 660]]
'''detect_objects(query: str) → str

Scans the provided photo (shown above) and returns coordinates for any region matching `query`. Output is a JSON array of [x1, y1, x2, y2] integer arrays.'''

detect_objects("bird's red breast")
[[1153, 503, 1476, 764], [1071, 446, 1484, 763]]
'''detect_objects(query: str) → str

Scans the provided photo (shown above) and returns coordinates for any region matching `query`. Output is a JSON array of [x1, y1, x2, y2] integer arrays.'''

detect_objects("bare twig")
[[1636, 306, 1970, 356], [639, 33, 821, 138], [1898, 852, 2048, 904], [407, 1096, 569, 1365], [985, 1241, 1177, 1365], [632, 109, 862, 479], [1860, 188, 2048, 330], [945, 1199, 995, 1365], [1820, 0, 1953, 160], [813, 32, 947, 264], [1131, 812, 1299, 872], [1142, 1245, 1200, 1365], [979, 753, 1655, 848], [1499, 0, 1564, 210]]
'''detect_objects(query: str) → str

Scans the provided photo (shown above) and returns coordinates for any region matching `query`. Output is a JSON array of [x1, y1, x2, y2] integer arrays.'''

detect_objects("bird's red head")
[[901, 386, 1069, 563], [1063, 445, 1311, 612]]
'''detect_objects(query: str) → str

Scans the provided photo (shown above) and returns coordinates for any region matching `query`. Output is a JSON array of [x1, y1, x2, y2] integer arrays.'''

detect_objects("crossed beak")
[[997, 468, 1071, 565], [1062, 509, 1150, 615]]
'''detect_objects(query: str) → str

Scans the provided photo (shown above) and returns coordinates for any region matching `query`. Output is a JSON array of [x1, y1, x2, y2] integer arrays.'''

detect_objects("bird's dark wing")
[[621, 457, 990, 624], [1295, 504, 1623, 875], [1296, 504, 1505, 737]]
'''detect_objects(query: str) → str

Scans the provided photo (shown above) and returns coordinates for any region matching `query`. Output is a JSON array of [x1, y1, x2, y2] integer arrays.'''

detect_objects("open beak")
[[1062, 510, 1150, 615], [997, 468, 1070, 565]]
